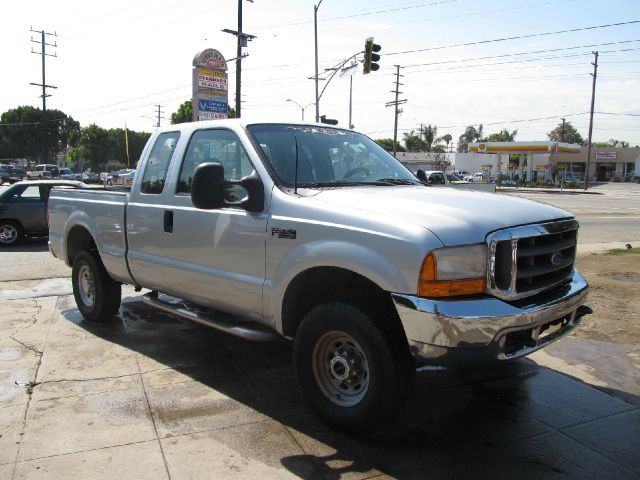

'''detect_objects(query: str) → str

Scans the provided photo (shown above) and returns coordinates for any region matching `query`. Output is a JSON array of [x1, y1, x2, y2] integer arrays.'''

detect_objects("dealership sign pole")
[[192, 49, 229, 121]]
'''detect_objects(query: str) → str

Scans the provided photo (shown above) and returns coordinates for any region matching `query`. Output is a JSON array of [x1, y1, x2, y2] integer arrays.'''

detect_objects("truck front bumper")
[[391, 269, 589, 367]]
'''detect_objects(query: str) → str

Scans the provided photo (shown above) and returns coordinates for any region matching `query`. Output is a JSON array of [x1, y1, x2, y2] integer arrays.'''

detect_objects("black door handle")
[[163, 210, 173, 233]]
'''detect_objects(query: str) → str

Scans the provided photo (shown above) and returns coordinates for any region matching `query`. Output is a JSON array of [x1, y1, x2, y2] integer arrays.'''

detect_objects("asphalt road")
[[498, 182, 640, 246], [1, 182, 639, 282]]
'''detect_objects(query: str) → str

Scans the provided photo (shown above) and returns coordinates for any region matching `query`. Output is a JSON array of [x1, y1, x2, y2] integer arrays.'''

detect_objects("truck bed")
[[48, 188, 134, 284]]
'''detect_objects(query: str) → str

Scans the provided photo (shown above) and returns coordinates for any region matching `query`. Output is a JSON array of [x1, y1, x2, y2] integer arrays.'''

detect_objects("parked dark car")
[[8, 166, 26, 184], [0, 180, 88, 245], [0, 165, 9, 184]]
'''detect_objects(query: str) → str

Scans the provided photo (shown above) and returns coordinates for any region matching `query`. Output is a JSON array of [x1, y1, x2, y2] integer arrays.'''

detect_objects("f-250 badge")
[[271, 228, 297, 240]]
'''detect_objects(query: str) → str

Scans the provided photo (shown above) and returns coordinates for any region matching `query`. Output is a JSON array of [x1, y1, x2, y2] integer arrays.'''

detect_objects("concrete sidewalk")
[[1, 290, 639, 479]]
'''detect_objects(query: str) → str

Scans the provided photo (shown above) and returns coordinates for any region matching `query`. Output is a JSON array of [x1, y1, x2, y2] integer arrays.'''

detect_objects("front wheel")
[[0, 221, 24, 246], [72, 250, 122, 322], [293, 302, 414, 437]]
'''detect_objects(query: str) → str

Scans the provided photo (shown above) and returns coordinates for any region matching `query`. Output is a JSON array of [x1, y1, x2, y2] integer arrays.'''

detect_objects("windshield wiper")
[[375, 178, 420, 185], [295, 178, 419, 189], [297, 180, 369, 188]]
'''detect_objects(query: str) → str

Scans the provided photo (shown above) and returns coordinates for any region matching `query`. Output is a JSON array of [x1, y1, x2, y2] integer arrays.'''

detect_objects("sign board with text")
[[192, 49, 228, 121], [595, 150, 616, 160]]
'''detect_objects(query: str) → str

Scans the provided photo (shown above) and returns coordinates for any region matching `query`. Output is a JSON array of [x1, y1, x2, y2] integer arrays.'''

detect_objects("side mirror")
[[191, 162, 264, 213], [236, 172, 264, 212], [191, 162, 225, 210], [415, 169, 428, 184]]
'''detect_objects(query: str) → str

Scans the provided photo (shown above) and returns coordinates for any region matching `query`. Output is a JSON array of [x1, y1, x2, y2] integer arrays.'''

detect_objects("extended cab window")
[[140, 132, 180, 194], [177, 129, 253, 199]]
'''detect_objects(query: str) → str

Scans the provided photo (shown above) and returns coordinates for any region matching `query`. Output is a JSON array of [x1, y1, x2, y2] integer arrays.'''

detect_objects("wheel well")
[[0, 218, 21, 227], [66, 226, 97, 264], [281, 267, 402, 339]]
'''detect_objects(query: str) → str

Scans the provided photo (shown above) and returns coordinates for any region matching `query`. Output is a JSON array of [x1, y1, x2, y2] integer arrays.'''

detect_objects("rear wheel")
[[0, 221, 24, 246], [72, 250, 122, 322], [293, 302, 414, 437]]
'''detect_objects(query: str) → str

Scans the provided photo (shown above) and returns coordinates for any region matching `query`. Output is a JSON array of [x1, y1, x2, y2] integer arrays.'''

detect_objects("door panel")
[[126, 131, 181, 290], [161, 128, 267, 320]]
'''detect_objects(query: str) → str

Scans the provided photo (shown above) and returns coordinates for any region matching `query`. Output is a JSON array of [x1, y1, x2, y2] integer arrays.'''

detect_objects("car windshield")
[[246, 124, 420, 188]]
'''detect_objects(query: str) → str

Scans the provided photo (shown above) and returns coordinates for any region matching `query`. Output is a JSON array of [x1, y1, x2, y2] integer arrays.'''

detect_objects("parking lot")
[[1, 182, 639, 479]]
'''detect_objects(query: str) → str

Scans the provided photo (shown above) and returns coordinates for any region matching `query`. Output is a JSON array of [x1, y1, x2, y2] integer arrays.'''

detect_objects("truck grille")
[[487, 220, 578, 300]]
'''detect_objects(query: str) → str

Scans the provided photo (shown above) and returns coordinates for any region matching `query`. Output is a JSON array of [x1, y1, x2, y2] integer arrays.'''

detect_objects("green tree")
[[457, 125, 484, 152], [171, 100, 193, 124], [607, 138, 629, 147], [0, 106, 80, 163], [437, 133, 453, 152], [375, 138, 405, 152], [548, 121, 583, 144], [487, 129, 518, 142], [403, 130, 427, 151], [422, 124, 438, 151], [78, 124, 111, 172]]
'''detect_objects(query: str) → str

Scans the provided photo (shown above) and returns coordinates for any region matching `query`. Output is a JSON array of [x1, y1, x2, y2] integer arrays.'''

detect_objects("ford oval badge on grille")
[[549, 252, 564, 266]]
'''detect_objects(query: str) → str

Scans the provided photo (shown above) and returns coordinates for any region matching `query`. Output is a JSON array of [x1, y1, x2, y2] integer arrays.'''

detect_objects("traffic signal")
[[363, 37, 381, 74]]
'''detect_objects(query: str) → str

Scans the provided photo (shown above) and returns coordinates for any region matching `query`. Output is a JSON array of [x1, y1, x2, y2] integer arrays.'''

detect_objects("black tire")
[[293, 301, 414, 437], [0, 220, 24, 246], [72, 250, 122, 322]]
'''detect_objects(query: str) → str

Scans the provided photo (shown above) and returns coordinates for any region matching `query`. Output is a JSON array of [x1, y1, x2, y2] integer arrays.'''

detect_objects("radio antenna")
[[294, 135, 299, 194]]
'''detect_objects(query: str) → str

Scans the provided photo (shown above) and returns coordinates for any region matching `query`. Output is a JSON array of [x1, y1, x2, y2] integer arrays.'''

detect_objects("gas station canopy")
[[468, 141, 582, 154]]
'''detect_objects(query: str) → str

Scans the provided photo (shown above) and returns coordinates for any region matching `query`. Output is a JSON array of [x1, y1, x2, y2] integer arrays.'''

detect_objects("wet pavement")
[[1, 287, 639, 479]]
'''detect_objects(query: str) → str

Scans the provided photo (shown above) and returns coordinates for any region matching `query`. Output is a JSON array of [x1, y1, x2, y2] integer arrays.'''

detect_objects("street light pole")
[[314, 0, 323, 123], [286, 99, 314, 121]]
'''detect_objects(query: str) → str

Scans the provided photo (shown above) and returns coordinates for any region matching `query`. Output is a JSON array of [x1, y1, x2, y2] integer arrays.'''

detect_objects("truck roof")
[[154, 119, 354, 135]]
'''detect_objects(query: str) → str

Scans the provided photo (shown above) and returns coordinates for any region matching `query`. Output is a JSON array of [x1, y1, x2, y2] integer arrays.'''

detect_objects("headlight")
[[418, 244, 487, 297]]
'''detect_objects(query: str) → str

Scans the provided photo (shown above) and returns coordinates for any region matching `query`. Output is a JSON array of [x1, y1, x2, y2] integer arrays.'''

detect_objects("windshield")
[[246, 124, 420, 188]]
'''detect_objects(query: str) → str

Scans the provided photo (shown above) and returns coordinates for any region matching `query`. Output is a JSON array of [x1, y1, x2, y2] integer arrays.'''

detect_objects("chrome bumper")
[[392, 269, 589, 367]]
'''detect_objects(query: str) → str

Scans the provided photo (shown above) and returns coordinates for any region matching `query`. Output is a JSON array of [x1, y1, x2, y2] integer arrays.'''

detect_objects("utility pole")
[[223, 0, 256, 119], [560, 117, 566, 142], [385, 65, 407, 158], [30, 27, 57, 164], [155, 105, 164, 128], [584, 51, 598, 191]]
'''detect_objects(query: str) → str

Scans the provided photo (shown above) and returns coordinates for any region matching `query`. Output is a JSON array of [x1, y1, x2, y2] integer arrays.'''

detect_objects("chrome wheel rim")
[[312, 331, 369, 407], [78, 264, 96, 307], [0, 224, 17, 244]]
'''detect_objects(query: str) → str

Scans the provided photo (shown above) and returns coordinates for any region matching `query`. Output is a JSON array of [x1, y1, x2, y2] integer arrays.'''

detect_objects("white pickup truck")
[[49, 120, 589, 436]]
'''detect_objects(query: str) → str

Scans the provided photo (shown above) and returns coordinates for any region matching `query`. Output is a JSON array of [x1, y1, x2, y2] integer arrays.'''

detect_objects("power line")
[[402, 39, 640, 69], [385, 19, 640, 57], [397, 47, 640, 74]]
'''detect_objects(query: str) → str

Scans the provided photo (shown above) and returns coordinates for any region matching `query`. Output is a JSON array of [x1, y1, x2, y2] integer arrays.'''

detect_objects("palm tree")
[[403, 130, 426, 151], [437, 133, 453, 152]]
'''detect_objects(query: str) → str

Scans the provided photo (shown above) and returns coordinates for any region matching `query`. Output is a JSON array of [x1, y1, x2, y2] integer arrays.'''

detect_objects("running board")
[[142, 292, 278, 342]]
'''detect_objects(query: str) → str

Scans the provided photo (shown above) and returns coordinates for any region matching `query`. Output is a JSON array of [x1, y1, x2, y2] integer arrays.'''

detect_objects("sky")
[[2, 0, 640, 147]]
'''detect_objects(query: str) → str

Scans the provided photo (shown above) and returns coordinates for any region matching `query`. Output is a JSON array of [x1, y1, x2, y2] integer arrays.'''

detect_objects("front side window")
[[246, 124, 420, 188], [12, 185, 42, 201], [140, 132, 180, 194], [177, 129, 253, 201]]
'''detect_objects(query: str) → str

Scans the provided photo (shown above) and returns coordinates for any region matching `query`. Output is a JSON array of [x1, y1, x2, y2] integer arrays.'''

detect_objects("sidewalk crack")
[[136, 357, 172, 480]]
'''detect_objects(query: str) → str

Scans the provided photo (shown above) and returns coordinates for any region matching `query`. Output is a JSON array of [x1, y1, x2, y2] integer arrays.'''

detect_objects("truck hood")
[[308, 186, 572, 245]]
